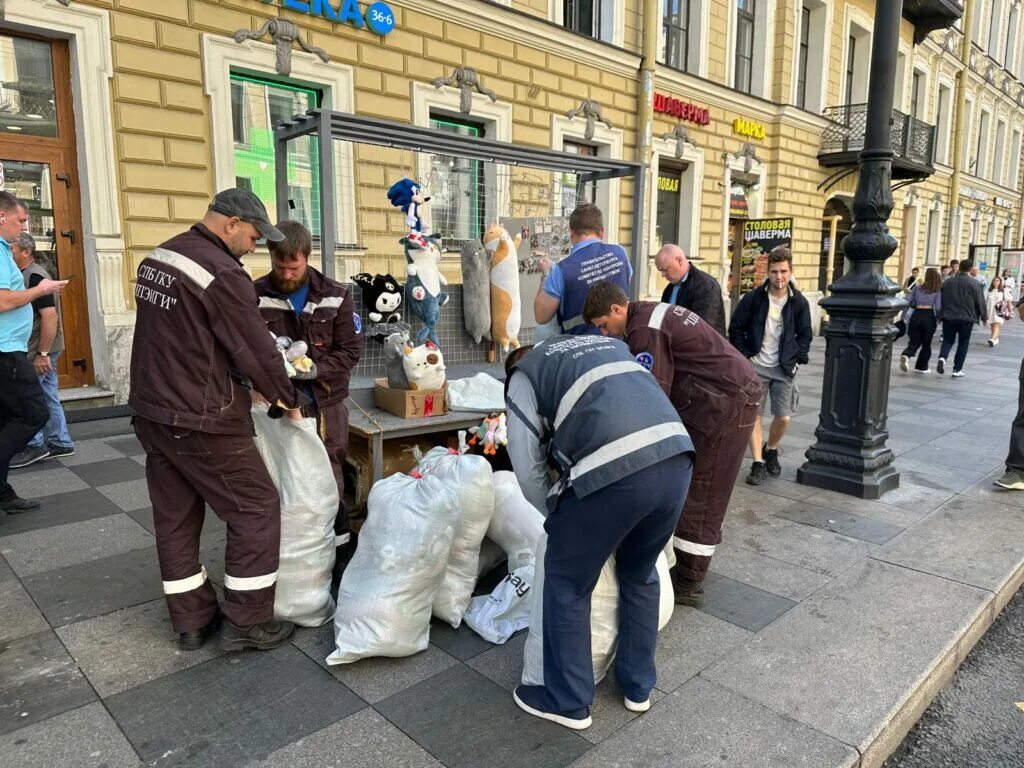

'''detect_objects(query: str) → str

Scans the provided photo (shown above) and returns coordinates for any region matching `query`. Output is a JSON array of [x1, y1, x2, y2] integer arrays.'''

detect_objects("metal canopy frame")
[[273, 109, 645, 294]]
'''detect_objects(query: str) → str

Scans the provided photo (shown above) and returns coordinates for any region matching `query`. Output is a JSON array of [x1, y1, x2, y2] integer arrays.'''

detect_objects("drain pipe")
[[946, 0, 974, 263], [636, 0, 659, 296]]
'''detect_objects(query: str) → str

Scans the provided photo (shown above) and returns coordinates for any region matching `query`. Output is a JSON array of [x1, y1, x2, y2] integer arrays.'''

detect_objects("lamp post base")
[[796, 455, 899, 500]]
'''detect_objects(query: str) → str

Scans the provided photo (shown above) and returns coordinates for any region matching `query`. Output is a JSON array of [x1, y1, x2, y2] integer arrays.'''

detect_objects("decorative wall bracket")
[[232, 19, 329, 77], [661, 125, 700, 158], [431, 67, 497, 115], [724, 142, 763, 175], [565, 99, 614, 141]]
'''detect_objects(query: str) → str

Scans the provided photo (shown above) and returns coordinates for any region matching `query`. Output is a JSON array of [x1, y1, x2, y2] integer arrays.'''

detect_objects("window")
[[429, 115, 486, 246], [972, 0, 985, 46], [655, 165, 684, 250], [970, 216, 979, 245], [989, 0, 1004, 60], [844, 27, 872, 105], [1010, 130, 1022, 191], [994, 120, 1007, 186], [794, 1, 826, 113], [663, 0, 694, 73], [229, 73, 322, 237], [735, 0, 756, 95], [925, 208, 941, 264], [1006, 6, 1020, 72], [796, 6, 810, 109], [987, 220, 997, 245], [562, 0, 616, 42], [910, 71, 924, 120], [561, 141, 599, 217], [1004, 225, 1013, 248], [894, 52, 907, 111], [962, 100, 974, 169], [976, 110, 991, 178], [935, 84, 952, 164]]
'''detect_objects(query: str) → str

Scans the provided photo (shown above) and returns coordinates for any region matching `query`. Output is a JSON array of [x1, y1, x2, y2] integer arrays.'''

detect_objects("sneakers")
[[936, 358, 946, 375], [763, 445, 782, 476], [994, 470, 1024, 490], [900, 355, 909, 372], [624, 697, 651, 713], [218, 618, 295, 652], [45, 443, 75, 460], [988, 338, 999, 346], [746, 461, 768, 485], [0, 494, 40, 513], [512, 685, 592, 730], [952, 370, 965, 378], [179, 611, 222, 651], [669, 568, 706, 607], [913, 368, 929, 374], [9, 445, 49, 469]]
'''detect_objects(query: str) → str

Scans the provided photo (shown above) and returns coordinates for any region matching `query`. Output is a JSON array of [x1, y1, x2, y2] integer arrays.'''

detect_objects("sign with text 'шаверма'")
[[265, 0, 396, 36]]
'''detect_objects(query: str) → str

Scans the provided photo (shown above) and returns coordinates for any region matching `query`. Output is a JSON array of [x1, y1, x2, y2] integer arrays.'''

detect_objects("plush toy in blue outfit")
[[387, 178, 431, 233], [402, 231, 449, 346]]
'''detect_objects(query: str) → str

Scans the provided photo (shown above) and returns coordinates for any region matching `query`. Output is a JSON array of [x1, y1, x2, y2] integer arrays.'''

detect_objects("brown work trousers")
[[134, 416, 281, 634], [306, 399, 351, 536], [673, 395, 760, 583]]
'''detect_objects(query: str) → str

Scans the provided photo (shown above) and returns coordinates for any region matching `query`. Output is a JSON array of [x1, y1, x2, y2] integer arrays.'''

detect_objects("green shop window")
[[429, 116, 486, 246], [229, 72, 323, 237]]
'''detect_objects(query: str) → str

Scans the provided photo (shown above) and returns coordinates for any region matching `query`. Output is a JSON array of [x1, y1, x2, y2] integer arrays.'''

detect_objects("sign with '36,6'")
[[263, 0, 397, 35]]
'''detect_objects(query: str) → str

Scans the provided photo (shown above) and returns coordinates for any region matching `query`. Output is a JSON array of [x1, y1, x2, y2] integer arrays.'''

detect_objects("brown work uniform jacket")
[[253, 267, 363, 408], [625, 301, 762, 436], [129, 224, 305, 435]]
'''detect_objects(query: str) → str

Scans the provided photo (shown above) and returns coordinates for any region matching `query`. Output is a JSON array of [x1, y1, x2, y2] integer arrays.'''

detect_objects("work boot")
[[993, 469, 1024, 490], [763, 445, 782, 476], [9, 445, 49, 469], [179, 611, 222, 652], [218, 618, 295, 652], [746, 461, 767, 485], [669, 568, 705, 607], [0, 493, 40, 513]]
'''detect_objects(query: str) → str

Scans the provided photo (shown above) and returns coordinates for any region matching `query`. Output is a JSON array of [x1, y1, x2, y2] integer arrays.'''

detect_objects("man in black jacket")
[[937, 258, 987, 378], [655, 244, 727, 336], [728, 247, 812, 485]]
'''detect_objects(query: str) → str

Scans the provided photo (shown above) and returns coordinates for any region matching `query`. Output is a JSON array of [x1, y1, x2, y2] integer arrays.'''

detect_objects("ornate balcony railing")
[[819, 104, 936, 175]]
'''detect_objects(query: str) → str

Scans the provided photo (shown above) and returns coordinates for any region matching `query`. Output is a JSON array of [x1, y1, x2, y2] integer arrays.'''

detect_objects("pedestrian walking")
[[937, 258, 987, 377], [1001, 268, 1016, 300], [899, 267, 943, 373], [653, 243, 727, 336], [970, 265, 987, 288], [994, 299, 1024, 490], [986, 276, 1013, 346], [902, 267, 920, 293]]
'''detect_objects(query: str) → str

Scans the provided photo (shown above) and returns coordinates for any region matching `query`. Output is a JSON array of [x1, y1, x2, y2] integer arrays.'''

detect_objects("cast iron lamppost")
[[797, 0, 906, 499]]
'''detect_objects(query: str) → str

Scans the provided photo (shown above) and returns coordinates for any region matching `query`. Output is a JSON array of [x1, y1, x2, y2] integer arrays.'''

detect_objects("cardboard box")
[[345, 437, 441, 510], [373, 379, 448, 419]]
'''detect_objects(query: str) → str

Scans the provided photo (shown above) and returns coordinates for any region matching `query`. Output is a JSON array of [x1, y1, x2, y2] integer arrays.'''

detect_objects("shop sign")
[[994, 196, 1015, 209], [653, 93, 710, 126], [267, 0, 397, 35], [733, 118, 766, 140], [738, 218, 793, 293], [959, 185, 988, 202], [729, 186, 749, 218], [658, 175, 680, 192]]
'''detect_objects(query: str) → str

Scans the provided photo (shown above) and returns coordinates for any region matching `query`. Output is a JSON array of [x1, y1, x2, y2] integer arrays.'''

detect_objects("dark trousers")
[[901, 309, 938, 371], [938, 319, 974, 372], [1006, 360, 1024, 473], [307, 400, 351, 536], [674, 399, 759, 583], [134, 416, 282, 634], [541, 452, 693, 712], [0, 352, 48, 498]]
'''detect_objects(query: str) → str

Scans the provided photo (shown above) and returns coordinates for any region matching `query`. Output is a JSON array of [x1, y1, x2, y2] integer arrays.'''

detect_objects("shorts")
[[751, 360, 799, 417]]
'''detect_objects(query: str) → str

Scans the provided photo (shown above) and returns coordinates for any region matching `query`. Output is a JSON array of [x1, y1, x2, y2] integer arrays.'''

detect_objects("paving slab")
[[9, 467, 89, 499], [702, 559, 991, 754], [428, 617, 494, 660], [0, 631, 96, 736], [569, 677, 858, 768], [652, 605, 751, 692], [708, 542, 833, 601], [68, 457, 147, 487], [958, 467, 1024, 508], [698, 572, 797, 631], [577, 679, 667, 745], [55, 438, 127, 467], [0, 514, 153, 577], [802, 489, 938, 528], [0, 702, 140, 768], [107, 644, 363, 768], [0, 578, 50, 644], [899, 443, 1004, 474], [375, 664, 590, 768], [776, 501, 904, 544], [95, 479, 152, 512], [103, 434, 146, 457], [0, 552, 14, 582], [0, 489, 124, 537], [56, 597, 226, 697]]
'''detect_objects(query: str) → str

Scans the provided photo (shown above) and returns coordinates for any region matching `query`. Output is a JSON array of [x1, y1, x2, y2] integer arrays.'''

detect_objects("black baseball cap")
[[208, 188, 284, 242]]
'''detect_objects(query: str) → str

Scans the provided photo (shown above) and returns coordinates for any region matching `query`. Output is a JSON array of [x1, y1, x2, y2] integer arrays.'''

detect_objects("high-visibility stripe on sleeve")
[[554, 361, 644, 429], [649, 303, 671, 330], [673, 537, 716, 557], [258, 296, 293, 311], [570, 422, 690, 482], [149, 248, 215, 290], [224, 571, 278, 591], [163, 566, 208, 595], [335, 533, 351, 547], [302, 296, 344, 314]]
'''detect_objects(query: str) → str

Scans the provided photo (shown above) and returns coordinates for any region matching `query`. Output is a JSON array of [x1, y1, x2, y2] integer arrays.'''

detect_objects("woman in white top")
[[986, 276, 1013, 346]]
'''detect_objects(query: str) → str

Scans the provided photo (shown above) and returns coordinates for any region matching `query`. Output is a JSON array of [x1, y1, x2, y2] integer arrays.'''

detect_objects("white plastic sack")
[[477, 537, 508, 578], [464, 555, 534, 644], [252, 405, 338, 627], [446, 373, 506, 412], [489, 471, 546, 560], [417, 447, 495, 627], [327, 472, 459, 664], [522, 533, 674, 686]]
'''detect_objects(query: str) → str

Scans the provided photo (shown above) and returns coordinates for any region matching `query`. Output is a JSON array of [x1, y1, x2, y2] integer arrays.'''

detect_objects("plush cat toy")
[[383, 332, 411, 389], [403, 232, 449, 346], [387, 178, 430, 233], [402, 341, 446, 391], [461, 240, 491, 345], [483, 224, 523, 353], [352, 272, 403, 324]]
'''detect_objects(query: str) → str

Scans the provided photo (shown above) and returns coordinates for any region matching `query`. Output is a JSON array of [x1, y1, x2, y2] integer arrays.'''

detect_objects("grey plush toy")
[[461, 240, 492, 345], [384, 332, 411, 389]]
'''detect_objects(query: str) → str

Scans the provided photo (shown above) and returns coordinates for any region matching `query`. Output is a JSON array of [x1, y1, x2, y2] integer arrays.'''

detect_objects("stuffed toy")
[[461, 240, 491, 345], [402, 340, 446, 391], [402, 232, 449, 346], [483, 223, 523, 353], [272, 334, 316, 380], [352, 272, 403, 324], [387, 178, 430, 233], [468, 413, 507, 456], [383, 332, 411, 389]]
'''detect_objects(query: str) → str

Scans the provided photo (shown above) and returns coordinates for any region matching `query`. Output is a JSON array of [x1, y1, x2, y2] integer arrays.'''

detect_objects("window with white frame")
[[972, 0, 986, 47], [735, 0, 756, 94], [1006, 5, 1020, 73], [1004, 224, 1013, 247], [987, 219, 997, 245], [1010, 129, 1022, 190], [894, 52, 907, 111], [976, 109, 991, 179], [935, 83, 953, 164], [989, 0, 1005, 61], [550, 114, 623, 240], [925, 206, 942, 264], [970, 215, 980, 245], [661, 0, 701, 74], [561, 141, 599, 217], [796, 5, 810, 108], [429, 114, 488, 246], [910, 70, 925, 120], [994, 119, 1007, 186], [844, 24, 871, 105], [561, 0, 617, 43], [794, 0, 827, 113], [962, 99, 974, 169]]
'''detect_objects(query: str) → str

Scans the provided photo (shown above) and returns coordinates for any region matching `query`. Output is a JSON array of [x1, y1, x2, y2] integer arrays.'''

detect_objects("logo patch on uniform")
[[353, 313, 362, 334], [635, 352, 654, 371]]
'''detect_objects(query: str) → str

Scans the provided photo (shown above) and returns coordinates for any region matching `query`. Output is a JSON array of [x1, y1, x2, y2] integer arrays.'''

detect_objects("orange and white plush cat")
[[483, 224, 523, 353]]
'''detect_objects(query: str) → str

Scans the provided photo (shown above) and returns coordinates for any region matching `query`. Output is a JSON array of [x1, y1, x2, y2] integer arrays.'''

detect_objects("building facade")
[[0, 0, 1016, 403]]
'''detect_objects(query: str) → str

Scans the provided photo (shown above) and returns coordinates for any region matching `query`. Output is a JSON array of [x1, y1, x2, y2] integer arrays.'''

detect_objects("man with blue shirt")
[[0, 192, 67, 514], [655, 243, 727, 337], [534, 203, 631, 335]]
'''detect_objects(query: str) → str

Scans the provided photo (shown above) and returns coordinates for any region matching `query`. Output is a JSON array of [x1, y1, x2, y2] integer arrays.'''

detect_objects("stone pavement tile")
[[22, 545, 163, 627], [292, 622, 459, 704], [743, 477, 821, 502], [0, 489, 124, 538], [0, 631, 97, 736], [579, 679, 666, 745], [698, 573, 797, 632], [465, 631, 528, 691], [0, 552, 15, 581], [899, 443, 1005, 474], [107, 644, 363, 768], [56, 598, 226, 697], [960, 468, 1024, 509], [702, 559, 990, 752], [376, 664, 590, 768], [727, 486, 797, 515], [242, 707, 443, 768], [9, 467, 89, 499], [927, 427, 1012, 454], [55, 438, 127, 467], [885, 422, 954, 444], [955, 416, 1018, 436], [775, 502, 904, 544], [708, 542, 832, 601], [130, 454, 146, 466], [104, 434, 145, 457], [69, 457, 147, 487], [568, 677, 858, 768], [873, 494, 1024, 594], [887, 437, 920, 456], [96, 479, 151, 512], [0, 579, 49, 644], [653, 605, 751, 692], [0, 514, 153, 577], [428, 617, 494, 660], [802, 488, 946, 527], [0, 702, 140, 768]]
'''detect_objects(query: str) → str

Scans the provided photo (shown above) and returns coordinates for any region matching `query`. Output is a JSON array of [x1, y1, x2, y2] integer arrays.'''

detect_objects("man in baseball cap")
[[208, 188, 285, 244]]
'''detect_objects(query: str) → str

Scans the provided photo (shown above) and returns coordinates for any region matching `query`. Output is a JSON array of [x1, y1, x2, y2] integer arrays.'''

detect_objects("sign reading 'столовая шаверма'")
[[264, 0, 396, 35]]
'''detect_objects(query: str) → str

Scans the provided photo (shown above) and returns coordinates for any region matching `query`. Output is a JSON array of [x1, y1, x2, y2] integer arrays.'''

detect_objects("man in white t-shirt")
[[728, 247, 813, 485]]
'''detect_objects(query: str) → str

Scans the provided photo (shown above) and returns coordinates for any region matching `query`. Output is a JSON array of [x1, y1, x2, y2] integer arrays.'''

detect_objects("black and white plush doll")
[[352, 273, 403, 324]]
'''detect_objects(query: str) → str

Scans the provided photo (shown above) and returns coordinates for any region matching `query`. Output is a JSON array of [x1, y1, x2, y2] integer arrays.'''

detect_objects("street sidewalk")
[[2, 322, 1023, 768]]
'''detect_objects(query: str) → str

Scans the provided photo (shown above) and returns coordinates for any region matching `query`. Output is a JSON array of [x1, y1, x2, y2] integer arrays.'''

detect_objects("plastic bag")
[[464, 553, 534, 644], [252, 405, 338, 627], [489, 471, 546, 560], [417, 447, 495, 628], [327, 472, 459, 664]]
